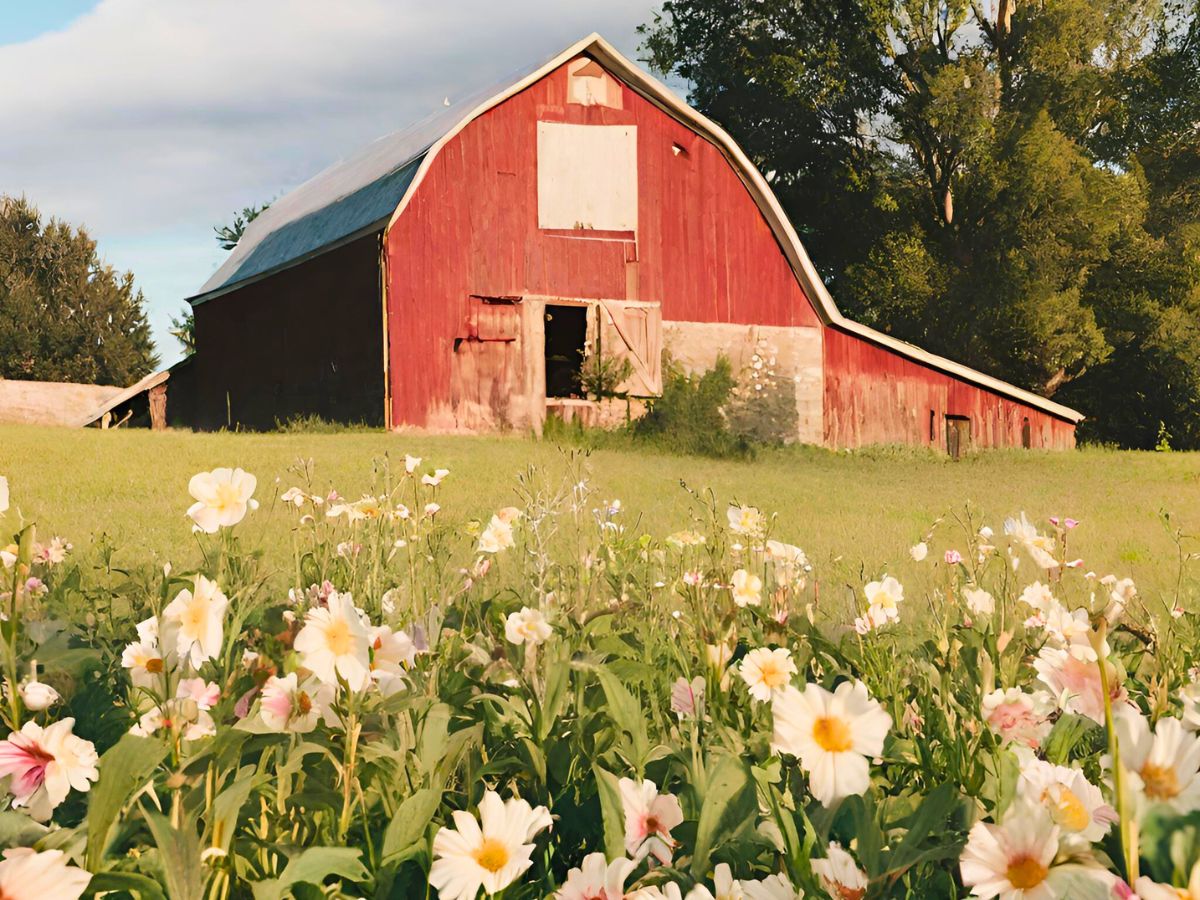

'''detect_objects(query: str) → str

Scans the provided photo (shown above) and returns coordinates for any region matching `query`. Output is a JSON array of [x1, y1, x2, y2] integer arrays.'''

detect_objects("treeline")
[[643, 0, 1200, 448]]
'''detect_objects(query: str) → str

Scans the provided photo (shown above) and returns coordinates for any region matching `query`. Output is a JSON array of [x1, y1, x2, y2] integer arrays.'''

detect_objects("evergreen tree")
[[0, 196, 159, 385]]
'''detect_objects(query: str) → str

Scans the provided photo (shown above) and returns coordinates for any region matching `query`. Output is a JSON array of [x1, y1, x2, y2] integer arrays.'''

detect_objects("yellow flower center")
[[473, 838, 510, 873], [323, 618, 354, 656], [1141, 762, 1181, 800], [1045, 787, 1090, 832], [181, 600, 207, 634], [813, 715, 854, 753], [213, 482, 241, 511], [758, 659, 789, 689], [1006, 855, 1048, 890]]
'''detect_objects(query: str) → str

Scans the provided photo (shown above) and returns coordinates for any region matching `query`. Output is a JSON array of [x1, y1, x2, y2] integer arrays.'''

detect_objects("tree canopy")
[[0, 196, 159, 386], [643, 0, 1200, 448]]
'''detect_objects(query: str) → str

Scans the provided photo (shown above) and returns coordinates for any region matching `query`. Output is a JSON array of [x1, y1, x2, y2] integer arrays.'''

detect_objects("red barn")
[[186, 34, 1081, 451]]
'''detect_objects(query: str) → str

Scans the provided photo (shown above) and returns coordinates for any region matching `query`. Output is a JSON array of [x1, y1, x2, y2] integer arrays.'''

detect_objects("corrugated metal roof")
[[190, 50, 569, 304]]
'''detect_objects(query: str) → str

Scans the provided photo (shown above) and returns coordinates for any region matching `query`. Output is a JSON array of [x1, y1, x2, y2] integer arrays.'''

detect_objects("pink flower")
[[981, 688, 1053, 749], [177, 678, 221, 710], [618, 777, 684, 865], [944, 550, 963, 565], [670, 676, 704, 720], [1034, 647, 1130, 724], [0, 719, 99, 821]]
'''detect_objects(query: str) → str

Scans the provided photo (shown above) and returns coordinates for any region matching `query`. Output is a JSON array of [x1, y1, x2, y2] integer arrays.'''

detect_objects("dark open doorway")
[[544, 305, 587, 398], [945, 415, 972, 459]]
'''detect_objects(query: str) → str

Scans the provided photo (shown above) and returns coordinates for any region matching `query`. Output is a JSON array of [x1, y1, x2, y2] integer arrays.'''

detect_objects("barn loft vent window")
[[1022, 417, 1032, 449], [567, 57, 620, 107], [929, 409, 936, 443], [537, 122, 638, 232]]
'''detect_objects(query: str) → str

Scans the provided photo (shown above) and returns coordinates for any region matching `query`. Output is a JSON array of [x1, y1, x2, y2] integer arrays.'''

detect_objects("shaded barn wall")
[[191, 233, 385, 430], [823, 327, 1077, 450], [385, 57, 821, 432]]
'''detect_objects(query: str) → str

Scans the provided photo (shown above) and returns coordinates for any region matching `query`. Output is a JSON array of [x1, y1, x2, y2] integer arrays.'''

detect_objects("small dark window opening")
[[945, 415, 972, 459], [544, 305, 587, 398], [929, 409, 936, 443], [1021, 417, 1032, 449]]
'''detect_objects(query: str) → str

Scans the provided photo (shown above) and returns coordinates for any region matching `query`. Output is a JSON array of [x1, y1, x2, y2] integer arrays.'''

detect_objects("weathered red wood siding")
[[385, 59, 820, 428], [823, 326, 1076, 449]]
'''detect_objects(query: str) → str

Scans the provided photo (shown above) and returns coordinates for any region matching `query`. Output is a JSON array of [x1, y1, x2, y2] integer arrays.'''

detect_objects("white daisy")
[[739, 648, 796, 703], [1114, 708, 1200, 818], [161, 574, 228, 669], [186, 467, 258, 533], [505, 607, 552, 646], [0, 847, 91, 900], [429, 790, 552, 900], [1004, 513, 1059, 569], [1018, 758, 1116, 843], [771, 681, 892, 806], [554, 852, 636, 899], [293, 591, 372, 691], [811, 842, 868, 900], [864, 576, 904, 627], [730, 569, 763, 608]]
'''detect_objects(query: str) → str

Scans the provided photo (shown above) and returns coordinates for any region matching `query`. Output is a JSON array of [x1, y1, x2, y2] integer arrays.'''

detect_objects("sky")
[[0, 0, 661, 367]]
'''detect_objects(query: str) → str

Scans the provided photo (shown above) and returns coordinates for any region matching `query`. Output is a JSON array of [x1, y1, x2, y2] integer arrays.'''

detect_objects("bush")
[[632, 355, 753, 458]]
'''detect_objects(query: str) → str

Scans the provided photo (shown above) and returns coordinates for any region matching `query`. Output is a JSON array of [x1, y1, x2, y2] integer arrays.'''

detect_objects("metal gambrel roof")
[[188, 32, 1083, 424]]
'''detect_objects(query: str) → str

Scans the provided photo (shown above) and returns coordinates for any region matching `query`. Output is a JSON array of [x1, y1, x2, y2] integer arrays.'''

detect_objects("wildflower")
[[259, 673, 334, 733], [864, 575, 904, 627], [505, 608, 552, 646], [765, 540, 808, 586], [731, 569, 763, 607], [671, 676, 705, 719], [1114, 708, 1200, 818], [425, 502, 441, 517], [131, 699, 216, 741], [1034, 645, 1129, 725], [479, 510, 519, 554], [740, 872, 805, 900], [422, 468, 450, 487], [771, 681, 892, 806], [176, 677, 220, 710], [404, 455, 422, 473], [910, 542, 928, 562], [19, 663, 59, 712], [1101, 575, 1137, 621], [945, 549, 963, 565], [706, 642, 734, 671], [293, 591, 372, 691], [1135, 863, 1200, 900], [369, 624, 416, 694], [187, 467, 258, 533], [0, 847, 91, 900], [959, 800, 1115, 898], [1019, 758, 1117, 843], [727, 505, 765, 538], [619, 777, 684, 865], [1003, 513, 1059, 569], [683, 571, 703, 587], [1018, 581, 1056, 615], [666, 530, 705, 548], [0, 718, 98, 821], [162, 575, 228, 669], [555, 853, 636, 900], [982, 688, 1054, 749], [428, 790, 552, 900], [122, 636, 164, 689], [811, 843, 868, 900], [740, 648, 797, 702], [964, 586, 995, 617]]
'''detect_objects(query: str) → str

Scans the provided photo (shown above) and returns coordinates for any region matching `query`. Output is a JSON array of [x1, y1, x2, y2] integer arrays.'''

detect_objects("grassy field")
[[4, 423, 1200, 605]]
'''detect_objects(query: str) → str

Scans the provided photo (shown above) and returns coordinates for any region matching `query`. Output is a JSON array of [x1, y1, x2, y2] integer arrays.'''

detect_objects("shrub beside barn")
[[182, 34, 1081, 452]]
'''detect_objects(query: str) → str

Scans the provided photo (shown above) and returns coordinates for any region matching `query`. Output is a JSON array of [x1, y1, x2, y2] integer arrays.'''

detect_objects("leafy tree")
[[170, 310, 196, 356], [0, 196, 158, 386], [643, 0, 1200, 446], [214, 203, 269, 251]]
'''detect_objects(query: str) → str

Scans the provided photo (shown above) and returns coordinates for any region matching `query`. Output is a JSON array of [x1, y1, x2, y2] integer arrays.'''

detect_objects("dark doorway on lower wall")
[[544, 305, 587, 398], [946, 415, 972, 459]]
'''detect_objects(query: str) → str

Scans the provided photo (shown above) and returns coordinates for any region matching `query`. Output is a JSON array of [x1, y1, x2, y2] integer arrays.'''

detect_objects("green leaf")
[[143, 812, 203, 900], [85, 870, 168, 900], [86, 734, 168, 870], [593, 764, 627, 863], [691, 754, 756, 878], [250, 847, 369, 900], [1043, 714, 1096, 765], [0, 810, 47, 848], [884, 783, 962, 876], [417, 703, 452, 777], [593, 665, 649, 769], [381, 788, 441, 864], [206, 767, 260, 858]]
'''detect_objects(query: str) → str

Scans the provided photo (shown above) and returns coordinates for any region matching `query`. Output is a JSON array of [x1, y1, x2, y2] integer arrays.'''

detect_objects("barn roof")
[[188, 33, 1083, 425]]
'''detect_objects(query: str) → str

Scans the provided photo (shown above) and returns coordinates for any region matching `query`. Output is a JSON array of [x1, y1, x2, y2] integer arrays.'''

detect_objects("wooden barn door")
[[598, 299, 663, 397], [945, 415, 972, 459]]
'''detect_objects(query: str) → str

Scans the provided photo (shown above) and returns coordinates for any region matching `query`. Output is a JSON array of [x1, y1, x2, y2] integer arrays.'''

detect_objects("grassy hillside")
[[4, 424, 1200, 606]]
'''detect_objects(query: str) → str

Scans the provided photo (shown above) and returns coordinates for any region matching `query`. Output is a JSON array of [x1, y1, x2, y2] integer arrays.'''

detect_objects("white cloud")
[[0, 0, 658, 363]]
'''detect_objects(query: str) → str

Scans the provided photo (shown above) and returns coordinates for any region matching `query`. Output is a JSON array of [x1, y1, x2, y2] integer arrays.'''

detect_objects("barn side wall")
[[823, 327, 1077, 450], [385, 57, 822, 433], [190, 232, 385, 430]]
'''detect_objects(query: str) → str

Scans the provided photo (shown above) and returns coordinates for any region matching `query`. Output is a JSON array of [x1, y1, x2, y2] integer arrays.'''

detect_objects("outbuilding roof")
[[188, 33, 1083, 424]]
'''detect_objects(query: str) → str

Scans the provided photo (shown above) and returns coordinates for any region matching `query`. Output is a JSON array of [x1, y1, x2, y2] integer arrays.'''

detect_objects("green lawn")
[[4, 423, 1200, 606]]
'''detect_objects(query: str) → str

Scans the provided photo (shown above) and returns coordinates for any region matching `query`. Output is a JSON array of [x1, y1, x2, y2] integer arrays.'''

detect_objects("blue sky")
[[0, 1, 657, 368]]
